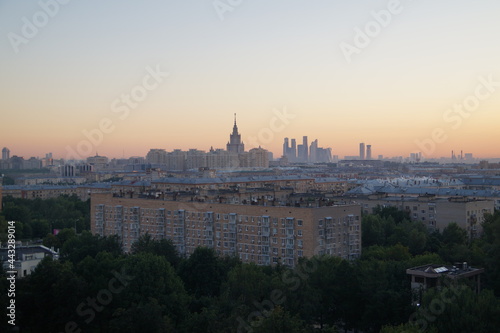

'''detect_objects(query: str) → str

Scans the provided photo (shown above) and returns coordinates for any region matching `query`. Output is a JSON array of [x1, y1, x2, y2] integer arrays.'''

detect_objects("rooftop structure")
[[0, 245, 59, 278], [407, 263, 484, 304]]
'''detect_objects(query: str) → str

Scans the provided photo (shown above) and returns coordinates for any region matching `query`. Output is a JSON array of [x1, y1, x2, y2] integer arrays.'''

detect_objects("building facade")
[[91, 193, 361, 267]]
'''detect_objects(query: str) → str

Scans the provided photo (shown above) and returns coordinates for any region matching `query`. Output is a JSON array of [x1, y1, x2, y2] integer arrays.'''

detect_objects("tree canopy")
[[2, 199, 500, 332]]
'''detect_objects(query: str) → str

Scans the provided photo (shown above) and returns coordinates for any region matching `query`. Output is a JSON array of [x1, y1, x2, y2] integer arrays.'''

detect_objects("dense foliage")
[[0, 195, 90, 242], [1, 199, 499, 332]]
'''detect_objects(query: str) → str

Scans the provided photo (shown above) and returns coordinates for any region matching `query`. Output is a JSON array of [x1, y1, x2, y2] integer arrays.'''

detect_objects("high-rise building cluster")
[[359, 142, 373, 160], [283, 136, 332, 163]]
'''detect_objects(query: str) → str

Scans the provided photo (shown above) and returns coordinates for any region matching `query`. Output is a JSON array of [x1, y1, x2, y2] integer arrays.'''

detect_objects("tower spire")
[[232, 113, 238, 135], [227, 113, 244, 153]]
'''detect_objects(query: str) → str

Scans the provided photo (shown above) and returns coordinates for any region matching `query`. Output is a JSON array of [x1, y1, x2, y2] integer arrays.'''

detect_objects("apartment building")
[[91, 193, 361, 267], [353, 195, 493, 239]]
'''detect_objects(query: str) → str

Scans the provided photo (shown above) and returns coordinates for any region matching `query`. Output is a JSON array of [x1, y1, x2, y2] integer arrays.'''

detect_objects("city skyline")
[[0, 113, 489, 161], [1, 1, 500, 159]]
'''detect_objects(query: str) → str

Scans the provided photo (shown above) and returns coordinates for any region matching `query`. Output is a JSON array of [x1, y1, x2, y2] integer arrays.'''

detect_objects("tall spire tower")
[[233, 113, 238, 134], [227, 113, 245, 153]]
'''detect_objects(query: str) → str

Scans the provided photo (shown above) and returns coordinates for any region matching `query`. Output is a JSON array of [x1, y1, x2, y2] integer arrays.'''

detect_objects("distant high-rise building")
[[316, 147, 332, 163], [226, 114, 245, 154], [359, 143, 365, 160], [366, 145, 372, 160], [297, 136, 309, 162], [283, 138, 289, 157], [2, 147, 10, 160], [145, 115, 268, 170], [310, 139, 318, 163], [303, 136, 308, 159], [146, 149, 167, 164], [283, 138, 298, 162]]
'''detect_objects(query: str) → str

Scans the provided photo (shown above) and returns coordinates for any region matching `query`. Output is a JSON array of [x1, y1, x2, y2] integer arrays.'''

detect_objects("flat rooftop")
[[407, 263, 484, 278]]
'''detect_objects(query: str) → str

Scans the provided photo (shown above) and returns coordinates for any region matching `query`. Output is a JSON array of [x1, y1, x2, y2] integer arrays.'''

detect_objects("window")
[[297, 230, 302, 236], [297, 219, 303, 226]]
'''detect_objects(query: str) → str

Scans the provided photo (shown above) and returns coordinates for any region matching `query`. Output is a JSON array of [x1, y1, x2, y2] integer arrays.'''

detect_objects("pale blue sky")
[[1, 0, 499, 158]]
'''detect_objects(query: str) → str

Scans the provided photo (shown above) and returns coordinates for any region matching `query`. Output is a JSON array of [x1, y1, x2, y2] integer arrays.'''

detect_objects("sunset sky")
[[1, 0, 499, 160]]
